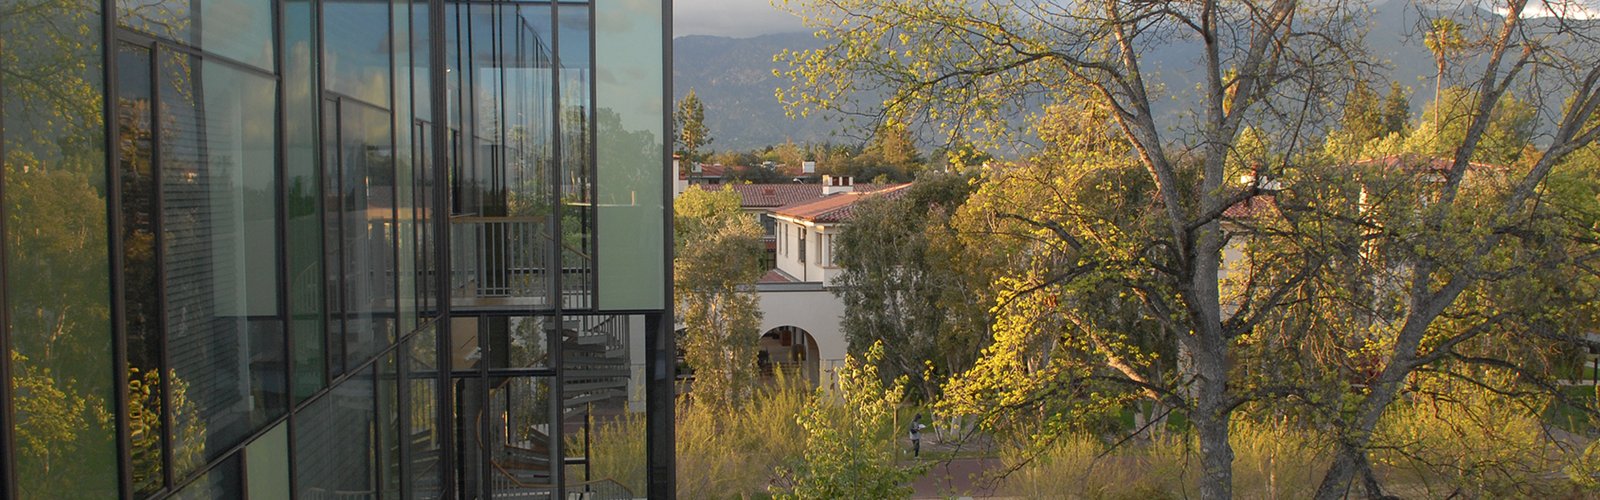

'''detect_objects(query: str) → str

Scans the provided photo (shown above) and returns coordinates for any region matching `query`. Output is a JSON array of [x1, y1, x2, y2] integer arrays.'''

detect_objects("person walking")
[[909, 413, 927, 458]]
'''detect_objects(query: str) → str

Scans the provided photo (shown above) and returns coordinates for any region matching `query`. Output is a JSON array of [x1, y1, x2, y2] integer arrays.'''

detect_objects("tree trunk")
[[1193, 335, 1234, 500], [1194, 390, 1234, 499]]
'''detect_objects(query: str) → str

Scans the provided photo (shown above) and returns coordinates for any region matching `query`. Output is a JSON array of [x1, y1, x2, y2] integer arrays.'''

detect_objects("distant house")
[[678, 161, 726, 188], [674, 174, 910, 388], [767, 177, 910, 285]]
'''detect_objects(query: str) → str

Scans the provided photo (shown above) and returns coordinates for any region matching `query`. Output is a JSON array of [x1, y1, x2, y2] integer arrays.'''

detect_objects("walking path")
[[909, 456, 1007, 499]]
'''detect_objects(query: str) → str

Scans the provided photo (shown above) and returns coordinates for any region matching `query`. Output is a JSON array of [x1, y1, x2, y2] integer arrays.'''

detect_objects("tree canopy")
[[777, 0, 1600, 498]]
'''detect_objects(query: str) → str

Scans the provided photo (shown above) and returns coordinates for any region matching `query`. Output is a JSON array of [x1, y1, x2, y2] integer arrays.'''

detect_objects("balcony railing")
[[449, 215, 593, 310]]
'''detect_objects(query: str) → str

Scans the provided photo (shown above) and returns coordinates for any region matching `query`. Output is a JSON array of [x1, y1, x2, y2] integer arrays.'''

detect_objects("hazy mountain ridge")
[[673, 2, 1582, 151]]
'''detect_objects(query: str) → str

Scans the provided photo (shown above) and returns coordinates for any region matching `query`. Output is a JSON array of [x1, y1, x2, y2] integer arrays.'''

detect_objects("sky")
[[674, 0, 805, 38]]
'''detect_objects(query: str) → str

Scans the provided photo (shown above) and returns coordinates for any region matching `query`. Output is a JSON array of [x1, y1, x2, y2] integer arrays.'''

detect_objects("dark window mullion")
[[150, 43, 177, 496]]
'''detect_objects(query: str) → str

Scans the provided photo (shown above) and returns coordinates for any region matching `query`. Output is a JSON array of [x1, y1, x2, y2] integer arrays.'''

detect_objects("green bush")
[[773, 342, 926, 499]]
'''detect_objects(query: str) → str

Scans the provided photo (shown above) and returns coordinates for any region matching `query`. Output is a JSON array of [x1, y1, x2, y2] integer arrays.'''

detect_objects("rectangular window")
[[296, 366, 378, 497], [3, 0, 119, 494], [596, 0, 666, 310], [798, 228, 807, 264], [117, 41, 167, 497], [158, 50, 288, 473], [284, 0, 327, 402]]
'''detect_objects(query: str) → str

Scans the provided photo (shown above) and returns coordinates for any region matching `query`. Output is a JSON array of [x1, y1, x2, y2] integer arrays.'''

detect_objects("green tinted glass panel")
[[285, 0, 326, 403], [595, 0, 665, 311], [246, 422, 292, 500]]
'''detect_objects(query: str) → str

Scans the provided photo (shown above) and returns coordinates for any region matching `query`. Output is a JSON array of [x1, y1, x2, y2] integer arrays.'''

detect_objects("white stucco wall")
[[773, 218, 845, 286], [756, 284, 849, 389]]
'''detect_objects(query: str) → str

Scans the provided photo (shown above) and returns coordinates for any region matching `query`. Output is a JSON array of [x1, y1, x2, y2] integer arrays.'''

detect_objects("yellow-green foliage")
[[999, 419, 1327, 499], [675, 186, 765, 410], [775, 342, 924, 499], [580, 378, 812, 499], [1372, 373, 1569, 497], [676, 376, 812, 499], [578, 412, 647, 495]]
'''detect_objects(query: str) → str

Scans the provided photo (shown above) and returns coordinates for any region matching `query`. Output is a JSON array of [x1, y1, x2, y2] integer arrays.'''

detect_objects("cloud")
[[1514, 0, 1600, 18], [674, 0, 805, 38]]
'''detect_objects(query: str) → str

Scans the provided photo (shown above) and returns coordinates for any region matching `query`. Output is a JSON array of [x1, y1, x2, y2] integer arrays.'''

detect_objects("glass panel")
[[557, 3, 593, 309], [410, 0, 437, 318], [285, 0, 327, 402], [448, 315, 549, 371], [405, 324, 442, 499], [323, 98, 347, 379], [378, 353, 402, 498], [169, 454, 241, 500], [116, 41, 167, 497], [200, 0, 273, 69], [117, 0, 273, 71], [489, 376, 555, 498], [296, 366, 378, 497], [595, 0, 665, 311], [562, 314, 645, 498], [118, 0, 191, 44], [336, 100, 396, 365], [1, 0, 118, 494], [158, 51, 288, 473], [393, 0, 417, 334], [445, 2, 556, 313], [245, 422, 291, 500], [323, 0, 392, 106]]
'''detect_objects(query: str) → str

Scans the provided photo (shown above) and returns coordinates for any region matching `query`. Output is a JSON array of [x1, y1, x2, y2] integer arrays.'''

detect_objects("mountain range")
[[671, 2, 1541, 151]]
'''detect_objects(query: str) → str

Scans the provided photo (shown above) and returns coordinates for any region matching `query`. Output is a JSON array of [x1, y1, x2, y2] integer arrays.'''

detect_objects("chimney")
[[822, 175, 854, 195]]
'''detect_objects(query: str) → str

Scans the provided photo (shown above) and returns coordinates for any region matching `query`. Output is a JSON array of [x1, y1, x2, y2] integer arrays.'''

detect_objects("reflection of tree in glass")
[[5, 149, 120, 496], [127, 366, 206, 491], [9, 350, 112, 496]]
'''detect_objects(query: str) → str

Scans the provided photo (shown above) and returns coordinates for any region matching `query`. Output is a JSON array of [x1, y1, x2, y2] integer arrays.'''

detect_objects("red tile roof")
[[686, 183, 898, 210], [1351, 154, 1499, 174], [759, 269, 799, 283], [771, 184, 912, 223], [1223, 194, 1276, 219], [678, 163, 727, 180], [726, 184, 824, 208]]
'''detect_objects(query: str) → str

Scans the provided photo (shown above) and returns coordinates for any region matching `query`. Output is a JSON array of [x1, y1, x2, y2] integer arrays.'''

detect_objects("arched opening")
[[758, 326, 821, 386]]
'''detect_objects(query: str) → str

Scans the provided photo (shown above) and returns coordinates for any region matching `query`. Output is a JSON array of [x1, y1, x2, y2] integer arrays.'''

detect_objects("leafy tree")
[[1380, 82, 1411, 139], [675, 88, 713, 162], [674, 186, 764, 410], [1404, 87, 1538, 167], [833, 173, 987, 401], [775, 342, 924, 499], [1423, 16, 1467, 135], [831, 123, 925, 182], [776, 2, 1600, 498]]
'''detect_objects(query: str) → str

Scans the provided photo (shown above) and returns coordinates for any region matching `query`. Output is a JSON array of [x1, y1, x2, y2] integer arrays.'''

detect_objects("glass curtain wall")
[[0, 0, 667, 496]]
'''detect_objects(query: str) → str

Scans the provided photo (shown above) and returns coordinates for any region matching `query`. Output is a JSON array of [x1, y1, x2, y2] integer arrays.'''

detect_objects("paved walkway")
[[908, 456, 1007, 499]]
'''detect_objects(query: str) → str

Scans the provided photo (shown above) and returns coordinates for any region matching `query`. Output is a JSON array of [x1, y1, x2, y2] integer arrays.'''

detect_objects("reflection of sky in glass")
[[596, 2, 662, 136], [324, 0, 393, 105]]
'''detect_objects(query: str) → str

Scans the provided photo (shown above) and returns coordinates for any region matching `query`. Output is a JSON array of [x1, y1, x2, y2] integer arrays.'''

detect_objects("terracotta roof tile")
[[1223, 194, 1276, 219], [687, 183, 898, 209], [759, 269, 799, 283], [771, 184, 912, 223]]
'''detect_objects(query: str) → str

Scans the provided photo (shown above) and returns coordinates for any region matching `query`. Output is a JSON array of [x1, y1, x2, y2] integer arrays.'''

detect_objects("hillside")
[[672, 2, 1538, 151]]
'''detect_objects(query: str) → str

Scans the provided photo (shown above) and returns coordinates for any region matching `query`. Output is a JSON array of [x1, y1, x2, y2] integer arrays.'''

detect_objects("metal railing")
[[449, 216, 593, 309]]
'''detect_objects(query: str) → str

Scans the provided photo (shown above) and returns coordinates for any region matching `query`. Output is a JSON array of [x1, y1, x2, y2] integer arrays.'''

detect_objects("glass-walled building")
[[0, 0, 673, 497]]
